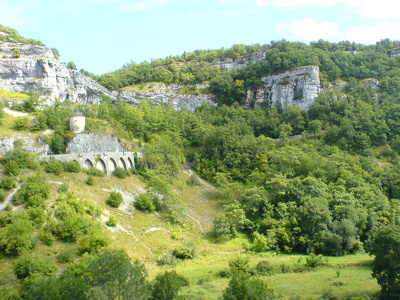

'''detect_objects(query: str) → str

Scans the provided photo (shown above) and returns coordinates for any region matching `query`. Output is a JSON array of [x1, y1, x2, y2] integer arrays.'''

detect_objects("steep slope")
[[0, 41, 114, 105]]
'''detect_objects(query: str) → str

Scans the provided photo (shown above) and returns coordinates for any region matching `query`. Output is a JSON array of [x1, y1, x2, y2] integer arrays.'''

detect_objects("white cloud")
[[275, 18, 341, 41], [121, 0, 175, 11], [276, 18, 400, 44], [220, 0, 250, 5], [220, 9, 254, 16], [344, 23, 400, 44], [189, 8, 253, 18], [256, 0, 400, 19]]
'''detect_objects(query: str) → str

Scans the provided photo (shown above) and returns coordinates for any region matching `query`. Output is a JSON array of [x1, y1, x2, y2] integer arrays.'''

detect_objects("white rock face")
[[245, 66, 320, 110], [116, 83, 216, 111], [0, 42, 115, 105], [210, 51, 266, 71]]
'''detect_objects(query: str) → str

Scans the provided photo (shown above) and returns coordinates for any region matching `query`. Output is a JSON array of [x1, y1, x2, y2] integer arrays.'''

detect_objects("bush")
[[158, 253, 179, 266], [0, 176, 17, 190], [13, 175, 50, 206], [172, 246, 194, 260], [78, 232, 110, 255], [65, 161, 81, 173], [85, 167, 105, 177], [135, 193, 156, 212], [85, 176, 94, 186], [57, 246, 77, 263], [113, 167, 128, 179], [255, 261, 275, 276], [13, 117, 30, 130], [106, 215, 117, 227], [305, 253, 326, 268], [14, 254, 57, 279], [187, 174, 201, 186], [106, 191, 123, 208], [44, 159, 64, 175], [0, 189, 6, 203], [59, 183, 69, 192], [12, 49, 21, 58]]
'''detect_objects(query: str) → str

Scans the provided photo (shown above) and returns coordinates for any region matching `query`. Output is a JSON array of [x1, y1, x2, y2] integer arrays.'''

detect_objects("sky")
[[1, 0, 400, 75]]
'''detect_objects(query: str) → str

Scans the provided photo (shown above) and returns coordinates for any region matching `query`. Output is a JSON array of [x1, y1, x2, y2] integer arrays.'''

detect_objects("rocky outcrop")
[[0, 134, 49, 155], [390, 48, 400, 57], [0, 42, 115, 105], [66, 133, 124, 154], [210, 51, 266, 71], [245, 66, 320, 110], [116, 83, 215, 111]]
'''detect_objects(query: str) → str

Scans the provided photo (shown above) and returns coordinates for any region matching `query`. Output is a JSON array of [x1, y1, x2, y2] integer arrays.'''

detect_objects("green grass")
[[0, 89, 30, 101]]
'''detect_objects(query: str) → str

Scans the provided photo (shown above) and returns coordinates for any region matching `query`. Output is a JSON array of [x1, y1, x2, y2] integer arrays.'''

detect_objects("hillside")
[[1, 26, 400, 299]]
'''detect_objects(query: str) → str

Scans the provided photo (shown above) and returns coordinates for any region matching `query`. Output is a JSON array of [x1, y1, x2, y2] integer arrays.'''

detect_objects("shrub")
[[113, 167, 128, 179], [172, 246, 194, 260], [0, 189, 6, 203], [305, 253, 326, 268], [57, 246, 77, 263], [39, 229, 55, 246], [158, 253, 179, 266], [44, 159, 64, 175], [13, 117, 30, 130], [135, 193, 156, 212], [106, 215, 117, 227], [78, 232, 110, 255], [14, 254, 56, 279], [59, 183, 69, 192], [0, 176, 17, 190], [85, 167, 105, 177], [255, 261, 275, 276], [187, 174, 201, 186], [65, 161, 81, 173], [85, 176, 94, 186], [13, 175, 50, 205], [12, 49, 21, 58], [106, 191, 123, 208]]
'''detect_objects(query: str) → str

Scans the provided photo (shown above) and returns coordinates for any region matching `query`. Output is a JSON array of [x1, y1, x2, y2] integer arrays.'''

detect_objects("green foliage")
[[150, 270, 189, 300], [59, 183, 69, 192], [0, 175, 17, 190], [113, 167, 129, 178], [12, 48, 21, 58], [367, 225, 400, 299], [67, 61, 77, 70], [0, 24, 44, 45], [14, 254, 57, 279], [0, 189, 6, 203], [135, 192, 156, 212], [85, 176, 94, 186], [254, 261, 275, 276], [49, 133, 66, 154], [13, 175, 50, 206], [0, 218, 35, 256], [85, 167, 105, 177], [13, 117, 30, 130], [44, 158, 65, 175], [106, 215, 117, 227], [222, 272, 275, 300], [65, 160, 81, 173], [305, 253, 327, 268], [78, 232, 110, 255], [106, 191, 123, 208], [172, 245, 194, 260]]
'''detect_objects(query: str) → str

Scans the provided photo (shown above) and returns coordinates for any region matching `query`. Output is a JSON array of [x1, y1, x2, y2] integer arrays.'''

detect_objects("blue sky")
[[2, 0, 399, 74]]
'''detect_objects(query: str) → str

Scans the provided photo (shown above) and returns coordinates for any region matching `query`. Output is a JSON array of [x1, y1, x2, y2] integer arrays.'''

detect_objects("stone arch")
[[84, 158, 94, 169], [96, 158, 107, 174], [119, 157, 127, 170], [109, 158, 118, 173], [127, 157, 134, 168]]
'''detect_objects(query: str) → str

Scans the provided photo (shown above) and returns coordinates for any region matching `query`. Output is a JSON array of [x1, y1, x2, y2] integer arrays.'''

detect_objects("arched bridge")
[[43, 152, 135, 176]]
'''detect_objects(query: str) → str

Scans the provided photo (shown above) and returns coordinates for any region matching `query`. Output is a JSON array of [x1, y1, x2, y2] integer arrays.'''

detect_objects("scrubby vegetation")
[[3, 36, 400, 298]]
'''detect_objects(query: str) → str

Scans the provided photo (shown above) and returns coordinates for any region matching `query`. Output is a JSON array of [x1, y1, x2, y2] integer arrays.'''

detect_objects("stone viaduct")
[[43, 152, 135, 176]]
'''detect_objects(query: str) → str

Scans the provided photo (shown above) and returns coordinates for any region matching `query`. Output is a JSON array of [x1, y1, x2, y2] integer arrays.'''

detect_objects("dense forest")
[[2, 32, 400, 298]]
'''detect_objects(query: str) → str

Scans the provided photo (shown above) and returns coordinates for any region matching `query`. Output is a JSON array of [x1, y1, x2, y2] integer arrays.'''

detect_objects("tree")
[[367, 225, 400, 299], [67, 61, 77, 70], [150, 270, 188, 300], [13, 48, 21, 58], [0, 218, 35, 256]]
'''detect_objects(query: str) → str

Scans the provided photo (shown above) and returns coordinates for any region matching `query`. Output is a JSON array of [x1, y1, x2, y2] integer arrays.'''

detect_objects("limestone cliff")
[[0, 42, 114, 105], [245, 66, 320, 110], [116, 83, 216, 111]]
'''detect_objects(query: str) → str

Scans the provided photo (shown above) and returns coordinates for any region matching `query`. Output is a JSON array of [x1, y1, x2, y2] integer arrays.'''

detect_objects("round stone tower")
[[69, 111, 85, 133]]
